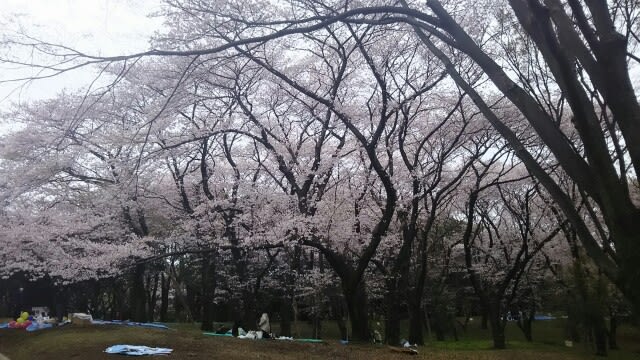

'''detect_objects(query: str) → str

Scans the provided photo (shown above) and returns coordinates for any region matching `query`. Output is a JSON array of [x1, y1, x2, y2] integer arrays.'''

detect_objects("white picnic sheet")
[[104, 345, 172, 356]]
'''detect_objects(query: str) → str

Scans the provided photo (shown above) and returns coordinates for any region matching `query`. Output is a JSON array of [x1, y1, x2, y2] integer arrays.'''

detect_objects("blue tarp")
[[105, 345, 172, 356], [92, 320, 169, 330], [534, 314, 556, 320], [1, 320, 168, 330], [26, 323, 53, 332], [0, 322, 53, 331]]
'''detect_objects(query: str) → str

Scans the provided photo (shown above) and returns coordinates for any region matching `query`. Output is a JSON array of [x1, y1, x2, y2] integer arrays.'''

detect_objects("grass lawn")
[[0, 320, 639, 359]]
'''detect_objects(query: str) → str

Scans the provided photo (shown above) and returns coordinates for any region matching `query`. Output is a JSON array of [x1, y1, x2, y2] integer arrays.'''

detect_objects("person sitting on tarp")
[[216, 325, 231, 335], [257, 313, 271, 338]]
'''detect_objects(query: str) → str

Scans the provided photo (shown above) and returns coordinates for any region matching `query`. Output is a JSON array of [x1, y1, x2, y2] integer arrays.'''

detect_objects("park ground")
[[1, 319, 639, 359]]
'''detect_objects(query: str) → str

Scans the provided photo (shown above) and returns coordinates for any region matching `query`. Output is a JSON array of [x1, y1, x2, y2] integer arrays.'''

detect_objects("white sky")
[[0, 0, 164, 108]]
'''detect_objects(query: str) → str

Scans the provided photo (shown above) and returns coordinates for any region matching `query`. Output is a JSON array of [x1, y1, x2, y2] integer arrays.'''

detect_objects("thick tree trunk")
[[452, 322, 459, 341], [516, 304, 535, 342], [609, 314, 618, 350], [54, 287, 68, 322], [604, 222, 640, 315], [200, 296, 214, 331], [433, 319, 445, 341], [566, 315, 581, 343], [481, 311, 488, 330], [147, 273, 159, 322], [170, 265, 192, 322], [242, 288, 257, 330], [407, 214, 430, 346], [384, 279, 401, 345], [280, 296, 292, 337], [108, 290, 116, 320], [587, 305, 609, 356], [593, 319, 608, 356], [423, 310, 432, 340], [311, 279, 323, 339], [408, 295, 424, 344], [312, 315, 322, 339], [231, 303, 243, 337], [386, 213, 416, 345], [201, 256, 216, 332], [185, 284, 199, 322], [159, 273, 169, 323], [488, 303, 506, 349], [130, 264, 147, 322], [116, 286, 127, 320], [344, 281, 370, 342], [331, 296, 348, 340], [517, 316, 533, 342], [293, 297, 300, 338]]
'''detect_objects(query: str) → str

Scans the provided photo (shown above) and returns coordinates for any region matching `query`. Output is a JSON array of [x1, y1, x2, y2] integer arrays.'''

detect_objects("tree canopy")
[[0, 0, 638, 354]]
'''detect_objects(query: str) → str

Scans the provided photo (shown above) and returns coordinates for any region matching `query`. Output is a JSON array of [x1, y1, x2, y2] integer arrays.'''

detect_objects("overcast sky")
[[0, 0, 164, 107]]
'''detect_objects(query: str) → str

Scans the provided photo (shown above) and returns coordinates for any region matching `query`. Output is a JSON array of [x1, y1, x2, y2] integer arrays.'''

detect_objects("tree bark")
[[516, 314, 533, 342], [344, 280, 370, 342], [279, 296, 292, 337], [200, 255, 216, 332], [312, 315, 322, 339], [408, 295, 424, 344], [130, 264, 147, 322], [481, 311, 488, 330], [609, 314, 618, 350], [487, 301, 506, 349], [384, 278, 402, 345], [332, 296, 348, 340], [424, 0, 640, 314], [433, 316, 445, 341], [159, 273, 169, 322], [147, 273, 159, 322], [593, 314, 608, 356]]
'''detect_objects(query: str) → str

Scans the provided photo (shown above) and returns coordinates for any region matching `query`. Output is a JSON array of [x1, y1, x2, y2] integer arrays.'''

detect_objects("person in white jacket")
[[257, 313, 271, 338]]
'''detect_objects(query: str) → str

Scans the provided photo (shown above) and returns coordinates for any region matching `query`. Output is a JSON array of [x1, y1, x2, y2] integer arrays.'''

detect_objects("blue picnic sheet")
[[105, 345, 172, 356], [26, 323, 53, 331], [534, 314, 556, 320], [92, 320, 169, 330], [0, 322, 53, 331]]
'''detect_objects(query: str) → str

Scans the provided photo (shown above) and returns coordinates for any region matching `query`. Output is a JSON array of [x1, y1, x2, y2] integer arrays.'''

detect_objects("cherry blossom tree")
[[1, 0, 638, 348]]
